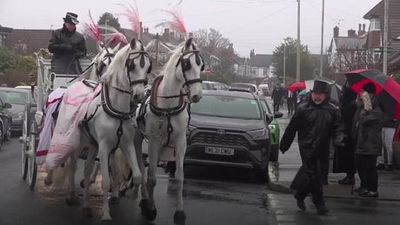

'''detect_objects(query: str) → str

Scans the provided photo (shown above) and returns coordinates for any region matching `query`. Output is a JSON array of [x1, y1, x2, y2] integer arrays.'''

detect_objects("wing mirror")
[[274, 111, 283, 118]]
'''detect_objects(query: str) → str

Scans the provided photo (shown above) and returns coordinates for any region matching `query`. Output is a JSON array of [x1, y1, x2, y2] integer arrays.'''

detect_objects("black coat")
[[333, 86, 357, 173], [352, 97, 383, 156], [48, 25, 86, 74], [280, 96, 345, 191]]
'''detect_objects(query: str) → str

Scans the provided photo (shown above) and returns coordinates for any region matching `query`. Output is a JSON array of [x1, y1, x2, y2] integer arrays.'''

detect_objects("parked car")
[[258, 83, 270, 96], [0, 87, 31, 134], [202, 81, 230, 91], [0, 95, 12, 145], [186, 90, 271, 181], [230, 82, 258, 94], [258, 96, 283, 162]]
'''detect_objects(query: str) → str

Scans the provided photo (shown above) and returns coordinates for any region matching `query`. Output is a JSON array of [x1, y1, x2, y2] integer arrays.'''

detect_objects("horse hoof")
[[174, 211, 186, 224], [145, 208, 157, 221], [101, 214, 112, 221], [82, 207, 93, 217], [109, 196, 120, 205], [65, 196, 80, 206], [139, 199, 149, 211]]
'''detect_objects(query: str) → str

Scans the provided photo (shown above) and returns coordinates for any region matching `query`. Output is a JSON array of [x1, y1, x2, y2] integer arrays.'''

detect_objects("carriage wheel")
[[21, 113, 29, 180], [27, 121, 38, 190]]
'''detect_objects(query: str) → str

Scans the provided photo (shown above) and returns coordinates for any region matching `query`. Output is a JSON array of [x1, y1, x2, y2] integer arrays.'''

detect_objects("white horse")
[[80, 38, 151, 220], [134, 38, 204, 223], [43, 43, 120, 192]]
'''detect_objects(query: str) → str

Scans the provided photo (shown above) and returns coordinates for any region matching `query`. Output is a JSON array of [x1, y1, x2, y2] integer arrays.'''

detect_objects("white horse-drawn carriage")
[[20, 37, 204, 223], [20, 55, 92, 190]]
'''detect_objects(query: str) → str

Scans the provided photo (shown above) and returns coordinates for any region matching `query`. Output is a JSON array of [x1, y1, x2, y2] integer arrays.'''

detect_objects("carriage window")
[[191, 95, 261, 120]]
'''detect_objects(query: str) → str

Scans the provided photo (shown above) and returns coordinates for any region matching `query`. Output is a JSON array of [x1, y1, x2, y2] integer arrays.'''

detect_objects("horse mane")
[[101, 40, 144, 87], [162, 42, 187, 77], [100, 44, 130, 85]]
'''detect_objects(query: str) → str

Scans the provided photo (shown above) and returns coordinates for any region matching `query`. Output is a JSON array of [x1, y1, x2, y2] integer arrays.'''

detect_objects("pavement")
[[268, 107, 400, 201]]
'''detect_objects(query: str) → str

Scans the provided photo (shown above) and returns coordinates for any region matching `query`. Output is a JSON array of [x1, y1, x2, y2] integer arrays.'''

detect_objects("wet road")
[[2, 130, 400, 225], [0, 138, 273, 225]]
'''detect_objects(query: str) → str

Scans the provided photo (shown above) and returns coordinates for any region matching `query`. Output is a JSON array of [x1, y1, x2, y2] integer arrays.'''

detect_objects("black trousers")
[[355, 154, 378, 192], [293, 160, 325, 207], [273, 102, 280, 111]]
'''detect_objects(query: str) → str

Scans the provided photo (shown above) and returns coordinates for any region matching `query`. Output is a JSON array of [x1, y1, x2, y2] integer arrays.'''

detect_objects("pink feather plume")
[[156, 8, 187, 36], [118, 2, 141, 35], [83, 11, 101, 43]]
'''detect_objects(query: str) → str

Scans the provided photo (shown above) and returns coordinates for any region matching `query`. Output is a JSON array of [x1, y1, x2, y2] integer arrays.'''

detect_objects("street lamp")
[[296, 0, 301, 81]]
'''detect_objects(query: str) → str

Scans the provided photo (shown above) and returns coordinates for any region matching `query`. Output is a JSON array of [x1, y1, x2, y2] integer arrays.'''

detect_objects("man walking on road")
[[279, 80, 346, 215]]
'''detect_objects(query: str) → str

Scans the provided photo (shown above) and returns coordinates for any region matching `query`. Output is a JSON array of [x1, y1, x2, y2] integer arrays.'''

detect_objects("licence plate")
[[205, 146, 234, 156]]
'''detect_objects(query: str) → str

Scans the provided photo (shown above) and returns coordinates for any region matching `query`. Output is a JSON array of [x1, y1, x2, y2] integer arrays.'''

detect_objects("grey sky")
[[0, 0, 380, 57]]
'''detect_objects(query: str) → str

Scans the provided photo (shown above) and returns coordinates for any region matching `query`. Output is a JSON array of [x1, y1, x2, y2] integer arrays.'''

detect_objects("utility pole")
[[296, 0, 301, 81], [383, 0, 389, 75], [283, 44, 287, 86], [319, 0, 325, 77]]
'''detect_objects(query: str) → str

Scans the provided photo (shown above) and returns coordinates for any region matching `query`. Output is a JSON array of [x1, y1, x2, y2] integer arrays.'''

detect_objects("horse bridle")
[[125, 50, 151, 87], [158, 49, 204, 100], [95, 49, 115, 78]]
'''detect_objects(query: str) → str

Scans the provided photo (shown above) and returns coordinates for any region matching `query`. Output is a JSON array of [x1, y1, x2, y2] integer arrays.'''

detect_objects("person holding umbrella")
[[352, 83, 383, 197], [280, 80, 346, 215]]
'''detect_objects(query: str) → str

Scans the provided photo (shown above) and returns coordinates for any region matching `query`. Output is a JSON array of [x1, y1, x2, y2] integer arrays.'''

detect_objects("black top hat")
[[311, 80, 330, 94], [63, 12, 79, 25]]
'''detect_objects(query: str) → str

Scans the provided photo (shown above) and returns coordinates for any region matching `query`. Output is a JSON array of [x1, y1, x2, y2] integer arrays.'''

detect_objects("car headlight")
[[13, 111, 24, 120], [248, 128, 268, 139]]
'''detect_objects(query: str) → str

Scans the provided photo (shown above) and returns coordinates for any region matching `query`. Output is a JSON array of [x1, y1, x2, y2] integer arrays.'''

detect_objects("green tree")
[[0, 47, 16, 73], [98, 12, 121, 31], [193, 28, 238, 83], [272, 37, 316, 84]]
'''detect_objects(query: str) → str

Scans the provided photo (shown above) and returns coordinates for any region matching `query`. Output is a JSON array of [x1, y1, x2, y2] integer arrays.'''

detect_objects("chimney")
[[358, 23, 366, 36], [363, 23, 366, 32], [334, 26, 339, 38], [348, 29, 356, 37], [144, 27, 149, 34], [163, 28, 170, 40], [250, 49, 255, 58]]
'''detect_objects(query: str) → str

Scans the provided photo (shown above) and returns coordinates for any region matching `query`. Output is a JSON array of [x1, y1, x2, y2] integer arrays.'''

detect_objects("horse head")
[[101, 38, 152, 105], [92, 43, 120, 80], [172, 38, 204, 103]]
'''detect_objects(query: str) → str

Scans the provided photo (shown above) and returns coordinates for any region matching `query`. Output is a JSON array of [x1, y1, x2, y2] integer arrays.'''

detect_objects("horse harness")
[[144, 48, 204, 147], [80, 49, 150, 177]]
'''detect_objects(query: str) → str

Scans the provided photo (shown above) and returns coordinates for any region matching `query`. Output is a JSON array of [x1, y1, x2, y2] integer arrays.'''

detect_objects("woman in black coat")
[[352, 83, 383, 197], [280, 80, 345, 215]]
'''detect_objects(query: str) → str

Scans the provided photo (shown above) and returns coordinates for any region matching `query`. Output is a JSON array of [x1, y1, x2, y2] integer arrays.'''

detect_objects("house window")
[[369, 18, 380, 31]]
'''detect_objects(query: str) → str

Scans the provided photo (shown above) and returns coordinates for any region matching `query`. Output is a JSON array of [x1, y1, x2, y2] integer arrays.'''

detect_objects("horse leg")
[[173, 136, 186, 223], [82, 147, 97, 217], [141, 138, 159, 221], [109, 149, 120, 205], [65, 155, 80, 206], [98, 143, 112, 220], [133, 132, 149, 201]]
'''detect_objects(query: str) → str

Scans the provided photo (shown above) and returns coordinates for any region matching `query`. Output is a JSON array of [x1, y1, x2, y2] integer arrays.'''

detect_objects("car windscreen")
[[231, 84, 256, 92], [191, 95, 261, 119], [0, 91, 27, 105]]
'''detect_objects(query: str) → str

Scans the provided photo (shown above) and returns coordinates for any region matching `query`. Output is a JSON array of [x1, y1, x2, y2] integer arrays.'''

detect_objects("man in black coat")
[[271, 85, 283, 112], [280, 80, 345, 215], [48, 12, 86, 74], [334, 84, 357, 185]]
